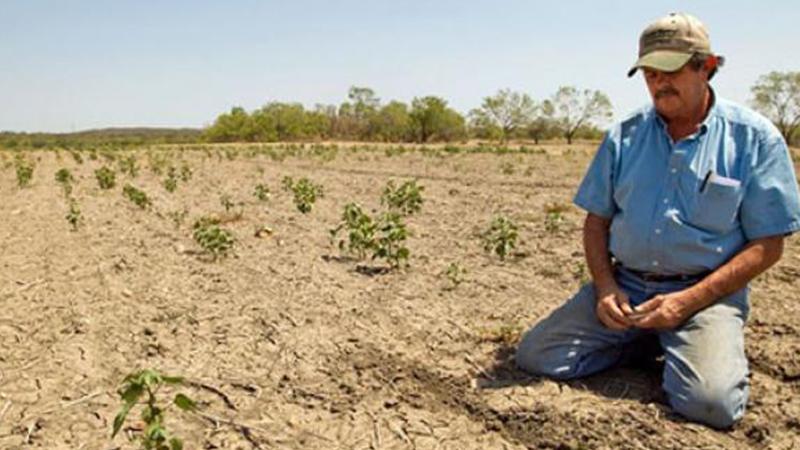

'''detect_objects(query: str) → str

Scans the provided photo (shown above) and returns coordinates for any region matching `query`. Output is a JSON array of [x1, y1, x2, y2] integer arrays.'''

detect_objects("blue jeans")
[[516, 267, 750, 429]]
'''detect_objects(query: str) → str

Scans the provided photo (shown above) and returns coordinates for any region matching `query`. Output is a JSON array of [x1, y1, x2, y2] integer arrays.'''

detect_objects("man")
[[516, 12, 800, 429]]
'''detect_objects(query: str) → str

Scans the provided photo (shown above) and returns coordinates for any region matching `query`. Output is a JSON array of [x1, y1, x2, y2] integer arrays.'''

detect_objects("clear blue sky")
[[1, 0, 798, 133]]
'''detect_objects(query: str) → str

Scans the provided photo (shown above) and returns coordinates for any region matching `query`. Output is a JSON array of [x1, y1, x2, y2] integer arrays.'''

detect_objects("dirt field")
[[1, 143, 798, 449]]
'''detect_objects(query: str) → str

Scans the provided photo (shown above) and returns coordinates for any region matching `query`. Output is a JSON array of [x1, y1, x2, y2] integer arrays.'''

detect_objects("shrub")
[[163, 167, 179, 193], [123, 184, 151, 209], [15, 159, 34, 188], [330, 204, 410, 268], [381, 180, 424, 215], [482, 216, 518, 260], [118, 155, 139, 177], [283, 176, 323, 214], [193, 217, 234, 260], [55, 168, 74, 196], [95, 166, 116, 189]]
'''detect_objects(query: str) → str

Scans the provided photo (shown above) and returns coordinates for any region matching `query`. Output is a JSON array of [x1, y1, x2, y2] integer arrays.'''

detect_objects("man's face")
[[643, 63, 709, 121]]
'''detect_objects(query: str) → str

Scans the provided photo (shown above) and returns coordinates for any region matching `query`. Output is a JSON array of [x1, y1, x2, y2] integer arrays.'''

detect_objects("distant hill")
[[0, 127, 203, 149]]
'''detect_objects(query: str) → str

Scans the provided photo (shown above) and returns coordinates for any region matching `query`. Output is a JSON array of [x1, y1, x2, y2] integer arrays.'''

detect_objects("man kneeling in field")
[[516, 12, 800, 428]]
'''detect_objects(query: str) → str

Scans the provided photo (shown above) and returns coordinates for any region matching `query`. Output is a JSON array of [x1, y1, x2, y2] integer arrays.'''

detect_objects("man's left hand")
[[628, 291, 698, 330]]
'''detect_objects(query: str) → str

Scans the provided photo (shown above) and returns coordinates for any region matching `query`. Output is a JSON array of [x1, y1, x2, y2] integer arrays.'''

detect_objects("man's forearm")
[[683, 235, 784, 313], [583, 213, 616, 292]]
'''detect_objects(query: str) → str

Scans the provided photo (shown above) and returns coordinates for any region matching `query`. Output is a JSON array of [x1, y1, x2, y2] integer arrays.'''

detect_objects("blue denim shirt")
[[574, 93, 800, 275]]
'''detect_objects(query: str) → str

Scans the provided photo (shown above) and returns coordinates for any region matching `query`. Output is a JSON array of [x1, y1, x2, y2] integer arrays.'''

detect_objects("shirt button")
[[663, 198, 669, 204], [655, 229, 662, 234], [716, 246, 723, 253], [652, 260, 659, 267], [671, 168, 678, 174]]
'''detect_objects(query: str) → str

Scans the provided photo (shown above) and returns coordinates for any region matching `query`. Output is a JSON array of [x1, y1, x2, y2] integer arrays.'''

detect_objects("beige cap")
[[627, 12, 712, 77]]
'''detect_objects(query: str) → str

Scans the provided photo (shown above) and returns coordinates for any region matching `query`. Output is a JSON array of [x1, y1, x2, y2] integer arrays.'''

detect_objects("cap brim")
[[627, 51, 693, 77]]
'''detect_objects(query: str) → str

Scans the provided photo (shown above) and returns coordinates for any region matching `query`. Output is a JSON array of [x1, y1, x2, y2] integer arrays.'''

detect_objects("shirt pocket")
[[689, 178, 743, 233]]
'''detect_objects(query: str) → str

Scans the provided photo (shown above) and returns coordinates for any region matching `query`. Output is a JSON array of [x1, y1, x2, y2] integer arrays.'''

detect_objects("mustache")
[[655, 87, 679, 99]]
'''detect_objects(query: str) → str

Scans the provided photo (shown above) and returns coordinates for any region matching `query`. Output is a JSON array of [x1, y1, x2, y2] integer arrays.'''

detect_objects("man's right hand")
[[595, 285, 634, 331]]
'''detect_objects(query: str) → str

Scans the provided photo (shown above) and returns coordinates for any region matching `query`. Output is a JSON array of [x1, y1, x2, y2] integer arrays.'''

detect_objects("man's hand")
[[629, 291, 696, 330], [595, 285, 634, 331]]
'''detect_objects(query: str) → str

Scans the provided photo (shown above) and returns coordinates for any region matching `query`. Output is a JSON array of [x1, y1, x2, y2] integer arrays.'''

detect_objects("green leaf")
[[111, 402, 134, 438], [161, 375, 184, 385], [170, 437, 184, 450], [174, 393, 197, 411], [120, 382, 144, 404]]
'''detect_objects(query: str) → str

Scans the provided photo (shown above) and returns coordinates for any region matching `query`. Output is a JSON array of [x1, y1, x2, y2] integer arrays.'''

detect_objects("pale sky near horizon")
[[1, 1, 798, 133]]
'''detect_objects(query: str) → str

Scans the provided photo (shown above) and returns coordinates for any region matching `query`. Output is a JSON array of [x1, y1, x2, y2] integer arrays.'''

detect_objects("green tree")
[[409, 96, 466, 143], [469, 89, 535, 143], [203, 107, 252, 142], [249, 102, 308, 141], [371, 101, 412, 142], [551, 86, 613, 144], [751, 71, 800, 145]]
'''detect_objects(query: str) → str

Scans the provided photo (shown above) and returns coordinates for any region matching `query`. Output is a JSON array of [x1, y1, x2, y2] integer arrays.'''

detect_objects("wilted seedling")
[[253, 183, 270, 202], [112, 368, 196, 450], [544, 202, 570, 234], [283, 176, 323, 214], [482, 216, 518, 260], [123, 184, 151, 209], [95, 166, 117, 190], [381, 180, 424, 216], [66, 199, 81, 231], [193, 217, 234, 260], [55, 168, 74, 196]]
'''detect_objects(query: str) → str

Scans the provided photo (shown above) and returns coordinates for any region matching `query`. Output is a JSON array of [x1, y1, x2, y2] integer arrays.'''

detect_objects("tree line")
[[203, 86, 612, 145]]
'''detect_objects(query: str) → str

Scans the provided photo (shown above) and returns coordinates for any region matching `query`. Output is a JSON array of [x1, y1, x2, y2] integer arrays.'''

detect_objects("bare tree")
[[751, 71, 800, 145]]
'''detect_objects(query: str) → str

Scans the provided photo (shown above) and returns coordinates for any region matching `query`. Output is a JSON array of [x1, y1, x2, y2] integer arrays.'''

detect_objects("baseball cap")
[[627, 12, 712, 77]]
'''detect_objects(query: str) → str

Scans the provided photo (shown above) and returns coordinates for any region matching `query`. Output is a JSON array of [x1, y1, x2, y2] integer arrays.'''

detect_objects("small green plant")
[[219, 194, 234, 212], [330, 203, 377, 259], [499, 161, 515, 175], [15, 158, 34, 188], [168, 208, 188, 229], [283, 176, 323, 214], [123, 184, 151, 209], [443, 262, 467, 289], [66, 199, 81, 231], [544, 202, 570, 234], [95, 166, 117, 189], [163, 167, 179, 193], [330, 204, 410, 268], [179, 164, 192, 182], [381, 180, 424, 215], [482, 216, 518, 260], [253, 183, 270, 202], [119, 155, 139, 178], [193, 217, 234, 260], [112, 368, 196, 450], [69, 150, 84, 164], [55, 168, 74, 196]]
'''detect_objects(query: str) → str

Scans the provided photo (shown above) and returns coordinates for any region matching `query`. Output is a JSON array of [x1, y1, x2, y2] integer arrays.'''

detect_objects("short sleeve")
[[573, 133, 617, 218], [740, 135, 800, 240]]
